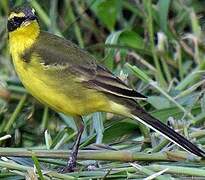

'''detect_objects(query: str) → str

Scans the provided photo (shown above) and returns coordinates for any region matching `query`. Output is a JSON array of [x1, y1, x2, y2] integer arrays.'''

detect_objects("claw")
[[58, 164, 75, 173]]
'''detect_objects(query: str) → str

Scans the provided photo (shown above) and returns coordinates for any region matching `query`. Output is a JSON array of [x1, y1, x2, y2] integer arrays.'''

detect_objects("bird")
[[7, 6, 205, 172]]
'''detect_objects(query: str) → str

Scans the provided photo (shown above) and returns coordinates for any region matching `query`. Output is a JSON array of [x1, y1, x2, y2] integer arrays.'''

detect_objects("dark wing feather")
[[86, 65, 147, 100], [24, 31, 146, 100]]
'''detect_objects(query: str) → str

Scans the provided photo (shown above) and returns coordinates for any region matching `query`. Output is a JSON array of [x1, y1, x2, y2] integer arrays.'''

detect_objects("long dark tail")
[[131, 106, 205, 157]]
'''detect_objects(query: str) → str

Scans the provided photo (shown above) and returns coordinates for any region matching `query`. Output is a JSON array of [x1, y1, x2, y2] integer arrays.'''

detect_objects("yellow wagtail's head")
[[8, 6, 40, 54], [7, 6, 38, 33]]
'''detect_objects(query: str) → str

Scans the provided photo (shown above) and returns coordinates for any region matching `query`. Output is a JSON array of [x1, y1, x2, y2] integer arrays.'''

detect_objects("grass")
[[1, 0, 205, 179]]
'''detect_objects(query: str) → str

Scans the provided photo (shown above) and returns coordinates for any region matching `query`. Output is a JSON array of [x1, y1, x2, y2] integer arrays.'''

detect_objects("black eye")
[[13, 16, 26, 24], [7, 16, 26, 32]]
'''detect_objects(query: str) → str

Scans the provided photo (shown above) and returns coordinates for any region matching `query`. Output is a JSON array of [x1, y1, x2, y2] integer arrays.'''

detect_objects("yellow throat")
[[9, 20, 40, 57], [8, 20, 117, 116]]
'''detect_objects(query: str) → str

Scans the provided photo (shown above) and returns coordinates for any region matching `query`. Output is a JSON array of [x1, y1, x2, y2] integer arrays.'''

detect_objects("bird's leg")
[[59, 116, 84, 173]]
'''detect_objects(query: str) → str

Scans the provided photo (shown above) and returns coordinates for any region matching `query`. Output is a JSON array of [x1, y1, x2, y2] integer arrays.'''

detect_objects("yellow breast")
[[9, 21, 111, 116], [11, 53, 111, 116], [9, 21, 129, 117]]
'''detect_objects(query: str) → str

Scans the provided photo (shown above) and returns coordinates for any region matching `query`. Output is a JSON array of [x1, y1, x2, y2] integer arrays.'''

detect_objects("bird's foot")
[[58, 165, 75, 173], [58, 157, 77, 173]]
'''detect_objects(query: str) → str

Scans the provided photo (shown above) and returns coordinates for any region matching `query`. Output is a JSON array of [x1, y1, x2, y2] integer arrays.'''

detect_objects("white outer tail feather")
[[132, 114, 197, 156]]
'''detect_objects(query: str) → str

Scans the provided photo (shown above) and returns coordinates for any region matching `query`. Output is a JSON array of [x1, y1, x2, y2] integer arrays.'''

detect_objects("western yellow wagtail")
[[7, 6, 205, 172]]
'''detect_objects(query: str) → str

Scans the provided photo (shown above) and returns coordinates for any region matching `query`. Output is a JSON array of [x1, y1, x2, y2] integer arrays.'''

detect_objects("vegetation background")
[[0, 0, 205, 179]]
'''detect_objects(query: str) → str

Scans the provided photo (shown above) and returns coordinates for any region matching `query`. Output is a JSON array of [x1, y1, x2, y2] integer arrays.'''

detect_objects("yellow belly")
[[8, 21, 129, 117], [12, 55, 111, 116]]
